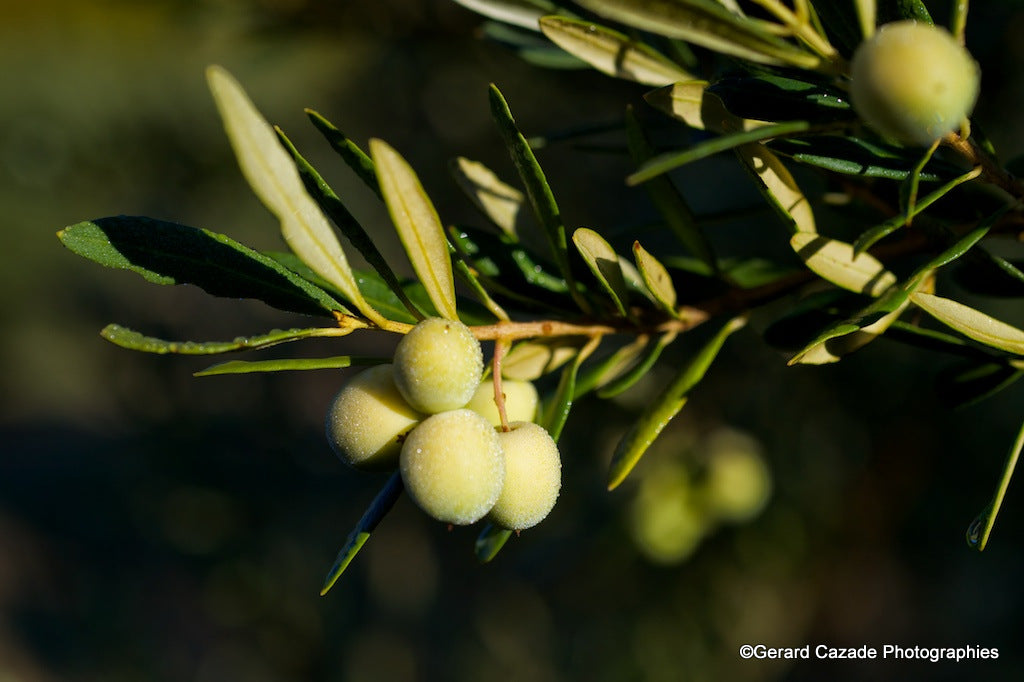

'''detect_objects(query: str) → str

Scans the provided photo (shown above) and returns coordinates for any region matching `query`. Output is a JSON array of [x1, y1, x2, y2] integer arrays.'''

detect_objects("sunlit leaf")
[[370, 138, 459, 321], [321, 472, 403, 596], [101, 324, 357, 355], [633, 241, 678, 316], [57, 217, 346, 318], [452, 0, 551, 31], [538, 15, 695, 86], [790, 233, 896, 296], [450, 157, 525, 239], [194, 355, 387, 377], [276, 128, 425, 320], [205, 66, 386, 326], [502, 337, 582, 380], [735, 142, 816, 234], [608, 316, 746, 490], [575, 0, 822, 68], [573, 228, 629, 316], [644, 81, 715, 131], [911, 292, 1024, 356]]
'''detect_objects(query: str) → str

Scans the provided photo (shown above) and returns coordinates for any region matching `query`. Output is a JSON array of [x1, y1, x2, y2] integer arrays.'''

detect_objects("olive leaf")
[[502, 337, 582, 380], [735, 142, 816, 234], [575, 0, 822, 69], [194, 356, 387, 377], [607, 316, 747, 490], [633, 241, 678, 316], [450, 157, 525, 239], [370, 138, 459, 321], [205, 65, 387, 327], [305, 109, 381, 199], [966, 417, 1024, 552], [538, 15, 695, 86], [452, 0, 551, 31], [911, 292, 1024, 356], [101, 324, 357, 355], [790, 233, 896, 296], [573, 228, 629, 316]]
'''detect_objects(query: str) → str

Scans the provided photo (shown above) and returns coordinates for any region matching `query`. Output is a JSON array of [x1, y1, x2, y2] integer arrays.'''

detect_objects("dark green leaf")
[[305, 109, 381, 199], [489, 84, 589, 312], [597, 332, 676, 397], [475, 524, 514, 563], [58, 217, 346, 317], [708, 74, 852, 124], [769, 136, 964, 181], [540, 337, 598, 442], [953, 254, 1024, 298], [195, 355, 387, 377], [880, 0, 932, 24], [101, 324, 355, 355], [321, 472, 403, 595]]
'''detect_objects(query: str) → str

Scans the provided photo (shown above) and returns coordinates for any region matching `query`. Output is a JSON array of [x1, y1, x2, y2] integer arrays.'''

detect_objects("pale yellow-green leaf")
[[589, 335, 652, 391], [854, 0, 876, 39], [633, 241, 678, 315], [205, 65, 385, 326], [791, 304, 908, 365], [575, 0, 821, 69], [912, 293, 1024, 356], [644, 82, 766, 133], [573, 228, 629, 316], [617, 255, 654, 303], [736, 142, 815, 234], [539, 15, 695, 86], [450, 157, 524, 239], [790, 233, 896, 296], [370, 138, 458, 321], [502, 338, 581, 380], [451, 0, 546, 31]]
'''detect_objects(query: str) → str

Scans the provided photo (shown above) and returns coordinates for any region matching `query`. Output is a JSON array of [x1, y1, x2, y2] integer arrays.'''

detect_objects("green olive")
[[325, 364, 422, 471], [464, 378, 539, 427], [488, 422, 561, 530], [850, 20, 979, 146], [393, 318, 484, 414], [400, 409, 505, 525]]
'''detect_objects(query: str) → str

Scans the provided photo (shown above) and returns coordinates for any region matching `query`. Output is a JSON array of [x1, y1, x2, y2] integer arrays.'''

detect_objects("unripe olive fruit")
[[488, 422, 561, 531], [393, 317, 484, 414], [850, 20, 979, 146], [325, 364, 422, 471], [464, 379, 539, 427], [400, 409, 505, 525]]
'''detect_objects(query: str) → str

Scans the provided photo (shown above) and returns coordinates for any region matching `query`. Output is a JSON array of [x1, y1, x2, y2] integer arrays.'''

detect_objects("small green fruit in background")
[[489, 422, 561, 530], [850, 20, 979, 146], [325, 364, 422, 471], [393, 317, 484, 414], [400, 408, 505, 525], [465, 378, 539, 427]]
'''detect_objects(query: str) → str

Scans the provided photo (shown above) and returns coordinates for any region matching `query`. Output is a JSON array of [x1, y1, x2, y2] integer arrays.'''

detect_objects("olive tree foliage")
[[58, 0, 1024, 592]]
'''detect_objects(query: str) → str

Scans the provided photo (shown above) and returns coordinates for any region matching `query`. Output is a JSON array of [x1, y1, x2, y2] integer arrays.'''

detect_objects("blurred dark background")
[[3, 1, 1024, 680]]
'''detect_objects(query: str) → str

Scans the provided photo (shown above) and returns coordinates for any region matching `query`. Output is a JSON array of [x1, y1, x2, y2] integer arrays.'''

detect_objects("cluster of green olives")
[[325, 317, 561, 530]]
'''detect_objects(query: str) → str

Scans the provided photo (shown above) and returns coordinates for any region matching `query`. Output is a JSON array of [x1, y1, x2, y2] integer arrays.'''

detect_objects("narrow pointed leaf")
[[101, 324, 356, 355], [574, 335, 651, 397], [628, 120, 810, 185], [206, 66, 386, 326], [321, 472, 403, 595], [450, 157, 525, 239], [608, 316, 746, 490], [598, 331, 677, 397], [633, 241, 678, 316], [644, 81, 714, 131], [57, 217, 346, 317], [276, 127, 425, 320], [575, 0, 822, 69], [573, 228, 629, 316], [305, 109, 381, 199], [538, 15, 695, 86], [502, 338, 582, 380], [195, 355, 387, 377], [540, 336, 600, 442], [966, 417, 1024, 552], [735, 142, 815, 234], [790, 233, 896, 296], [489, 84, 588, 312], [912, 292, 1024, 356], [475, 523, 514, 563], [768, 135, 964, 181], [853, 167, 982, 254], [624, 108, 716, 268], [370, 138, 459, 321]]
